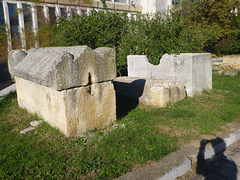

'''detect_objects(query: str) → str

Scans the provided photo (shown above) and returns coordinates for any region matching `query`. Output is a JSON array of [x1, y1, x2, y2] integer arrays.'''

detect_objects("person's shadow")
[[196, 137, 238, 180]]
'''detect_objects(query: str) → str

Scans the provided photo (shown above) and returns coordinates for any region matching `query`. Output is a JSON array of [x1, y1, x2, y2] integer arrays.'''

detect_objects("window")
[[49, 7, 56, 25], [0, 2, 5, 29], [115, 0, 127, 3], [23, 5, 32, 31], [130, 0, 140, 5], [8, 3, 20, 39], [172, 0, 180, 5]]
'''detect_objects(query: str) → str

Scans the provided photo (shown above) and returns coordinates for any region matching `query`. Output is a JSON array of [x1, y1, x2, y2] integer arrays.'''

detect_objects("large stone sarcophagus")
[[8, 46, 116, 137]]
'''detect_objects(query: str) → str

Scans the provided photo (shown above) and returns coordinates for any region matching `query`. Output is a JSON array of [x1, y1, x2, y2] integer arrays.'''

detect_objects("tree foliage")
[[179, 0, 240, 55], [181, 0, 240, 29]]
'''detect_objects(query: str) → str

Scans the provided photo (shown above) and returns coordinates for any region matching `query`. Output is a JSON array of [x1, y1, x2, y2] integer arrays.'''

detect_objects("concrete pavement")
[[116, 125, 240, 180], [180, 139, 240, 180], [0, 83, 16, 100]]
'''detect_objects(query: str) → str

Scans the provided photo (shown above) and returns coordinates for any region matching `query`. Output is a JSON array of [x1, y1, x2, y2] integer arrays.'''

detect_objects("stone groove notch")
[[9, 46, 116, 91]]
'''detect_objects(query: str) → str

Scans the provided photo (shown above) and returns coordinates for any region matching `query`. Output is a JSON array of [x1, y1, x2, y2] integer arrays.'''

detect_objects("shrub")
[[51, 11, 206, 75], [214, 32, 240, 56], [0, 27, 8, 63], [51, 10, 129, 49], [179, 0, 240, 56]]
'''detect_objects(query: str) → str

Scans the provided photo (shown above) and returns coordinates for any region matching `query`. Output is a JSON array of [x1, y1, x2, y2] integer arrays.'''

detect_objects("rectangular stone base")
[[15, 77, 116, 137], [114, 77, 186, 107], [127, 53, 212, 97]]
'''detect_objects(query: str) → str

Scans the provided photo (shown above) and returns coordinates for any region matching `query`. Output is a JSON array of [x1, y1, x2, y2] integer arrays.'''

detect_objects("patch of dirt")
[[156, 125, 171, 132], [156, 125, 199, 138], [178, 162, 204, 180], [131, 160, 160, 171], [84, 169, 100, 179]]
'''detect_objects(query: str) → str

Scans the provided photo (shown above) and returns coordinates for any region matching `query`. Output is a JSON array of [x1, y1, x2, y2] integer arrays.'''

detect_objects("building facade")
[[0, 0, 173, 51]]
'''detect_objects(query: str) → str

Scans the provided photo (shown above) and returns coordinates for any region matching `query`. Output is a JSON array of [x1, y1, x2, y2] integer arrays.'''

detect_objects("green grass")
[[0, 72, 240, 179]]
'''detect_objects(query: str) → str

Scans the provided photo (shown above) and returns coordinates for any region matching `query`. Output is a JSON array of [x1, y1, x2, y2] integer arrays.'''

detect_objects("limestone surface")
[[127, 53, 212, 97], [8, 50, 27, 75], [220, 55, 240, 70], [20, 127, 36, 134], [9, 46, 116, 91], [15, 77, 116, 137], [223, 70, 240, 77], [10, 46, 117, 137], [114, 77, 186, 107]]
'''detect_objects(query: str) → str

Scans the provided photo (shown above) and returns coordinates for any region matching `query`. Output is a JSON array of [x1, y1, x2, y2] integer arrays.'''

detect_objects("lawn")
[[0, 72, 240, 179]]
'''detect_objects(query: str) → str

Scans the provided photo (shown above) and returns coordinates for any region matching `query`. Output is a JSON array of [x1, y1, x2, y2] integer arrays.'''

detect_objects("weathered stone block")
[[220, 55, 240, 70], [9, 46, 116, 137], [127, 53, 212, 97], [9, 46, 116, 91], [15, 77, 116, 137], [114, 77, 186, 107], [8, 50, 27, 75]]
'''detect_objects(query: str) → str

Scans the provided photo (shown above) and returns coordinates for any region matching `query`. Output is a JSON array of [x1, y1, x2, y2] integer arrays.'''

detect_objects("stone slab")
[[15, 77, 116, 137], [127, 53, 212, 97], [213, 62, 224, 66], [20, 127, 36, 134], [159, 159, 191, 180], [212, 57, 223, 63], [220, 55, 240, 69], [30, 120, 43, 127], [223, 70, 239, 76], [114, 77, 186, 107], [0, 83, 16, 100], [9, 46, 116, 91], [223, 55, 240, 63], [8, 50, 27, 75]]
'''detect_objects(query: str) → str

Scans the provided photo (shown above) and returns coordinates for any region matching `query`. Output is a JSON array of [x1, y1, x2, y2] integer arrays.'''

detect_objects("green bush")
[[51, 11, 206, 75], [179, 0, 240, 56], [214, 36, 240, 56], [51, 10, 129, 49], [0, 27, 8, 63]]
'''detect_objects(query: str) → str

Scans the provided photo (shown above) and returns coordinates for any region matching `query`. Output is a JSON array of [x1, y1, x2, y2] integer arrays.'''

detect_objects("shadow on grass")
[[115, 94, 139, 119], [114, 79, 146, 120]]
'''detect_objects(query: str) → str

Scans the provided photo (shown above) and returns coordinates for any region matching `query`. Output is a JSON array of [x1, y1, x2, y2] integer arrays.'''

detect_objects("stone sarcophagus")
[[127, 54, 212, 97], [8, 46, 116, 137]]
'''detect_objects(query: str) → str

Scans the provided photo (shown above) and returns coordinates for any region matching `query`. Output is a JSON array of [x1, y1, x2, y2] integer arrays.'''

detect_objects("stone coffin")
[[114, 77, 186, 107], [127, 53, 212, 97], [9, 46, 116, 137]]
